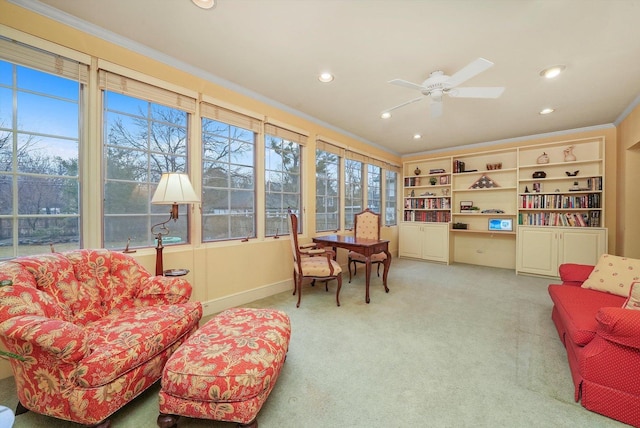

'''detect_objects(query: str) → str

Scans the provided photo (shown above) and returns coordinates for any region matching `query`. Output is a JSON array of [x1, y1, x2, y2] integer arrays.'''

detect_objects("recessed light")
[[192, 0, 216, 9], [540, 65, 565, 79], [539, 108, 555, 115], [381, 111, 391, 119], [413, 134, 422, 140], [318, 72, 334, 83]]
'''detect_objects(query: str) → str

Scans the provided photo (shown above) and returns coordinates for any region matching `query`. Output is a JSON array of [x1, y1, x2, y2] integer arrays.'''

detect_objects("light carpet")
[[0, 259, 628, 427]]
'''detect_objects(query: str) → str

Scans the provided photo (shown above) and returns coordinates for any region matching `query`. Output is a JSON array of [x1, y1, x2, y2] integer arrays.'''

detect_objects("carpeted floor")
[[0, 259, 629, 427]]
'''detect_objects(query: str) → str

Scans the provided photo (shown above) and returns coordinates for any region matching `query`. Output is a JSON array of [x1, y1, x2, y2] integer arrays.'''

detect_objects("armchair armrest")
[[136, 276, 193, 305], [558, 263, 594, 286], [595, 307, 640, 349], [0, 315, 88, 363]]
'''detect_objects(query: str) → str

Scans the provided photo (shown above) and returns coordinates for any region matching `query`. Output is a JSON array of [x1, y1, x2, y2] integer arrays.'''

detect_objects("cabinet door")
[[399, 224, 424, 259], [422, 223, 449, 263], [517, 227, 558, 276], [558, 228, 607, 266]]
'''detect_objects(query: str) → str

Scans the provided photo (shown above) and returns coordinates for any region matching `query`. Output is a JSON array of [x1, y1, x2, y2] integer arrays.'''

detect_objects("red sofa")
[[549, 263, 640, 427]]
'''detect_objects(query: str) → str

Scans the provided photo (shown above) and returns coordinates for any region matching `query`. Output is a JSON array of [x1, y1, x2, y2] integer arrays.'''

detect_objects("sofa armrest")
[[558, 263, 594, 286], [136, 276, 193, 305], [0, 315, 88, 363], [595, 307, 640, 349]]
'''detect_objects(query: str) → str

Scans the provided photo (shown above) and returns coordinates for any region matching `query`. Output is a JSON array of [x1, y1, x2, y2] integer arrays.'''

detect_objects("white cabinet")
[[516, 226, 607, 276], [399, 223, 449, 263]]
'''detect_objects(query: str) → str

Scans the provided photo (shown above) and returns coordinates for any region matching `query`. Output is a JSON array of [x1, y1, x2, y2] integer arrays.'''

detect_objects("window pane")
[[316, 149, 340, 232], [201, 117, 256, 242], [0, 58, 81, 259], [367, 164, 382, 213], [103, 90, 189, 250], [344, 159, 363, 229], [265, 134, 301, 236], [385, 170, 397, 226]]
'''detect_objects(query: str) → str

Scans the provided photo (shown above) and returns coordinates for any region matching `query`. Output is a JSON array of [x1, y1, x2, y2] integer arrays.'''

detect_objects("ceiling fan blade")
[[388, 79, 425, 91], [445, 57, 494, 88], [384, 96, 424, 113], [430, 99, 443, 118], [448, 86, 505, 99]]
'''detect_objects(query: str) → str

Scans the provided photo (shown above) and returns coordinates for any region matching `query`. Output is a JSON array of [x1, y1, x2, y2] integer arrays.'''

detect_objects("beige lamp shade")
[[151, 173, 200, 205]]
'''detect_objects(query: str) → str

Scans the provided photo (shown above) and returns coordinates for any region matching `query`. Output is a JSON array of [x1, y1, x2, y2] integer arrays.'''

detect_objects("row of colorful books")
[[519, 193, 601, 209], [518, 211, 601, 227]]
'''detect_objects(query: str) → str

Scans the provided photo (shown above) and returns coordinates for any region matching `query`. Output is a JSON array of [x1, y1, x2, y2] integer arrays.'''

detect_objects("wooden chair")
[[287, 210, 342, 307], [348, 208, 387, 283]]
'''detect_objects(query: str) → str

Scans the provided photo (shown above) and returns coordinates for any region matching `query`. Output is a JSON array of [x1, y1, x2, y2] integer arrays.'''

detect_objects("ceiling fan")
[[384, 58, 505, 118]]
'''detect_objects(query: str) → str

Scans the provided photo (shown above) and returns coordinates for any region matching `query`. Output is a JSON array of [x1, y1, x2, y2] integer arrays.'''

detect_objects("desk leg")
[[365, 255, 371, 304], [382, 249, 391, 293]]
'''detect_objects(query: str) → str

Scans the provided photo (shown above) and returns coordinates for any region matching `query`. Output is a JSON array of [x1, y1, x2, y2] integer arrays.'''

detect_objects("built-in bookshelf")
[[517, 138, 604, 228], [402, 157, 452, 224]]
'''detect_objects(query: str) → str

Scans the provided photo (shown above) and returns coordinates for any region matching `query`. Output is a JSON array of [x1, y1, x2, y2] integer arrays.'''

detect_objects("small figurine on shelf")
[[564, 145, 576, 162], [410, 189, 415, 197], [537, 152, 549, 164], [524, 186, 530, 193]]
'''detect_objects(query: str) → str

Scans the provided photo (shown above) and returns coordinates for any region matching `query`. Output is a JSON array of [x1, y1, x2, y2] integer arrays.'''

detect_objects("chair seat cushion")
[[348, 251, 387, 262], [79, 302, 202, 386], [297, 257, 342, 277]]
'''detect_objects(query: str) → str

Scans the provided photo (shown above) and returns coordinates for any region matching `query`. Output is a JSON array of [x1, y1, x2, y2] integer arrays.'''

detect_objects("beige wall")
[[617, 103, 640, 258]]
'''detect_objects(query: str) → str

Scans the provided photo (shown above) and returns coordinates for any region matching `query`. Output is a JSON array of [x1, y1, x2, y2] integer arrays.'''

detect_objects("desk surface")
[[312, 234, 389, 246], [312, 234, 390, 303]]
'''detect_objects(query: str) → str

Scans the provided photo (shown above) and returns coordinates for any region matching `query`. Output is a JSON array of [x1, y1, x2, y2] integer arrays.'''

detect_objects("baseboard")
[[200, 279, 293, 317]]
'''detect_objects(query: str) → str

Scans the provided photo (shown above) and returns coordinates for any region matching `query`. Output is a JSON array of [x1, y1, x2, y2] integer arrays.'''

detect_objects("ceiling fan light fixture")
[[540, 65, 565, 79], [192, 0, 216, 9], [539, 107, 555, 115], [380, 111, 391, 119], [318, 72, 334, 83]]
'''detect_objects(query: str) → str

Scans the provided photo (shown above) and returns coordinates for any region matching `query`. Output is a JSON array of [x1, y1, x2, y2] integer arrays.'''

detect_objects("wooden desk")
[[312, 235, 391, 303]]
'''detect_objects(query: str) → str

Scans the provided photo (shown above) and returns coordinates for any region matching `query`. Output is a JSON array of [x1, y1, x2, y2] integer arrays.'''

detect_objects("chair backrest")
[[287, 210, 302, 267], [354, 208, 381, 240]]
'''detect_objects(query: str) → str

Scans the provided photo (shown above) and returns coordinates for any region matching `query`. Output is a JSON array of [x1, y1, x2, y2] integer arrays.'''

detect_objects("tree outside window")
[[344, 159, 363, 229], [0, 60, 81, 259], [367, 164, 382, 214], [103, 91, 188, 249], [265, 134, 301, 235], [201, 118, 256, 241], [385, 170, 397, 226], [316, 149, 339, 232]]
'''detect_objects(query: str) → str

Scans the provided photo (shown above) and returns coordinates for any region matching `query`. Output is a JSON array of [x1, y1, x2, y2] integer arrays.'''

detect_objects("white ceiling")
[[13, 0, 640, 156]]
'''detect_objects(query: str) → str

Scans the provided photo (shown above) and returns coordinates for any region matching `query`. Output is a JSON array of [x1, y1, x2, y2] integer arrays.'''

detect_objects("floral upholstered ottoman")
[[157, 307, 291, 428]]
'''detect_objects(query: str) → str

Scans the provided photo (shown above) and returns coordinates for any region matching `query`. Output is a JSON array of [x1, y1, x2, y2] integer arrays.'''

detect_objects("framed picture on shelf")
[[439, 175, 449, 185], [533, 182, 542, 193], [460, 201, 473, 212]]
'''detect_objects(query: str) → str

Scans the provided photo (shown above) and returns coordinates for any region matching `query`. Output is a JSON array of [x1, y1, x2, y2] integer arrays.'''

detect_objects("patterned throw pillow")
[[581, 254, 640, 297], [624, 282, 640, 310]]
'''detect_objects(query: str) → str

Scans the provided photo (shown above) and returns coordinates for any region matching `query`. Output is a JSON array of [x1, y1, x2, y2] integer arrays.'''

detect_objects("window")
[[367, 164, 382, 213], [0, 38, 87, 259], [315, 148, 340, 232], [344, 159, 363, 229], [201, 105, 259, 241], [101, 70, 195, 249], [265, 124, 305, 236], [385, 170, 397, 226]]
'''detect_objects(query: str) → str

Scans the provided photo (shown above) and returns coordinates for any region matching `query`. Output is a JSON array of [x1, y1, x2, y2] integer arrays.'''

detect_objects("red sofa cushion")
[[548, 284, 625, 346]]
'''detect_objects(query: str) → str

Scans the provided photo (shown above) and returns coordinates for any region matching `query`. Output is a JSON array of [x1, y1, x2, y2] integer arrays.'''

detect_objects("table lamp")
[[151, 173, 200, 275]]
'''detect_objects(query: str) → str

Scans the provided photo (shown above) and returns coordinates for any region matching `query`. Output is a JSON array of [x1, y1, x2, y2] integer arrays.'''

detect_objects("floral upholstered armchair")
[[0, 249, 202, 427]]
